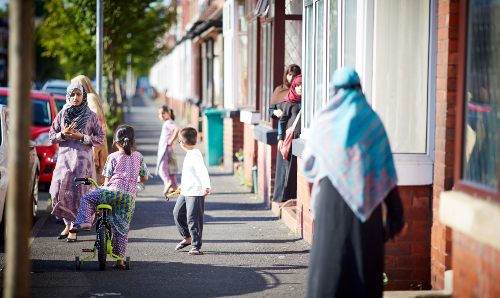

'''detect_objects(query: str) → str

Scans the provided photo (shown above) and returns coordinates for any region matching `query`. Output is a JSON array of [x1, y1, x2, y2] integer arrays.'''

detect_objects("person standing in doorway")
[[274, 74, 302, 202], [49, 82, 105, 242], [304, 68, 405, 298]]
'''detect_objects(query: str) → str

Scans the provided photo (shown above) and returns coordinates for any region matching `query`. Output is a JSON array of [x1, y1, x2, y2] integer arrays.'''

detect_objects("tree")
[[38, 0, 176, 108]]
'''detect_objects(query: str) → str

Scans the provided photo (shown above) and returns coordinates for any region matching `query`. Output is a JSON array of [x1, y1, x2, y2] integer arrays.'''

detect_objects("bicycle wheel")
[[97, 219, 107, 270]]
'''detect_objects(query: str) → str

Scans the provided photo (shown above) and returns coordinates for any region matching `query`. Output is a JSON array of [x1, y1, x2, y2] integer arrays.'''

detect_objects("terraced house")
[[151, 0, 499, 296]]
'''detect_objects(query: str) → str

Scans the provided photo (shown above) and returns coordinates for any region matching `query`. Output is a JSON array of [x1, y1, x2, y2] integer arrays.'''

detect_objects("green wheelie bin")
[[204, 108, 224, 166]]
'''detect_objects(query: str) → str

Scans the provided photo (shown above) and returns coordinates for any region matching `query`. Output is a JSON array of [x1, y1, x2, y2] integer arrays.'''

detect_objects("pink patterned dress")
[[49, 109, 104, 222], [75, 151, 149, 257], [156, 119, 178, 189]]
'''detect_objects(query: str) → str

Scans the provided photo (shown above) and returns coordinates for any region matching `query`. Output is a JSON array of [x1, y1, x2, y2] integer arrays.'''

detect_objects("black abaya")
[[307, 177, 404, 298]]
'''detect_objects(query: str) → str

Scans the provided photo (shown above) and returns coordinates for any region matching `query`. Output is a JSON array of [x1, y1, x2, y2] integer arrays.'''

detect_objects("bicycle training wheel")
[[97, 223, 107, 270]]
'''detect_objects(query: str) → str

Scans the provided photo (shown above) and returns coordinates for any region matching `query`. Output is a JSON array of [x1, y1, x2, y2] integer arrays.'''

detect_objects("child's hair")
[[283, 64, 302, 88], [113, 125, 136, 155], [160, 104, 175, 121], [180, 127, 197, 146]]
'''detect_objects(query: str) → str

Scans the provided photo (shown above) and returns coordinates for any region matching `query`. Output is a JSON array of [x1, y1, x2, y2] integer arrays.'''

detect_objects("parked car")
[[0, 88, 59, 185], [0, 104, 40, 222], [41, 79, 69, 97], [53, 93, 66, 112]]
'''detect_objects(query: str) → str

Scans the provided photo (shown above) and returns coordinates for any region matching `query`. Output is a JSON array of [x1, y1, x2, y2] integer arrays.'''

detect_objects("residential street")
[[1, 95, 310, 297]]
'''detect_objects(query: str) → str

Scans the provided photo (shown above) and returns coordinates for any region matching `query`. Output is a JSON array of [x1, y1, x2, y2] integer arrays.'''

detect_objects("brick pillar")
[[296, 158, 313, 243], [431, 0, 459, 289], [223, 117, 244, 171], [385, 186, 432, 290], [257, 142, 276, 207], [242, 123, 256, 189]]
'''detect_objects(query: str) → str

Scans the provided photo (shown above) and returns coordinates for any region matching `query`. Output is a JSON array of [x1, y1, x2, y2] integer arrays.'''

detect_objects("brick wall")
[[385, 186, 432, 290], [296, 158, 313, 243], [451, 232, 500, 298], [257, 141, 276, 207], [223, 117, 244, 171], [431, 0, 459, 289], [242, 123, 256, 189]]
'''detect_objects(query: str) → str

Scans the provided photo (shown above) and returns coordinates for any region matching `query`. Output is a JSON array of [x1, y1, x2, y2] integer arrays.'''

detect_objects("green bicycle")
[[73, 177, 130, 271]]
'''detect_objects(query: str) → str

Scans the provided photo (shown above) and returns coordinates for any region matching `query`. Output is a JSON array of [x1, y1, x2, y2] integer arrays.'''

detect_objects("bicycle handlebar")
[[74, 177, 99, 188]]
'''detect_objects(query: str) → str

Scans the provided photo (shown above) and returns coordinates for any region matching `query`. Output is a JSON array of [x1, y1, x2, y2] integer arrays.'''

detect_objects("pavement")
[[0, 95, 311, 297]]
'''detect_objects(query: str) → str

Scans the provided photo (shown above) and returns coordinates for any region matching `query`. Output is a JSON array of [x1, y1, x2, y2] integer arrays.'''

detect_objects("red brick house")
[[152, 0, 499, 295]]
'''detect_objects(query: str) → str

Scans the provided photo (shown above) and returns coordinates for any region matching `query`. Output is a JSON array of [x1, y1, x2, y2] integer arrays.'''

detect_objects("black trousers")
[[173, 195, 205, 249]]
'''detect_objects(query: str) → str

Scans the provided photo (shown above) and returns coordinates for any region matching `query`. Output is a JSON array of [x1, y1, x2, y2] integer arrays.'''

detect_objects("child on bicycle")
[[71, 125, 149, 269], [173, 127, 211, 255], [155, 104, 179, 198]]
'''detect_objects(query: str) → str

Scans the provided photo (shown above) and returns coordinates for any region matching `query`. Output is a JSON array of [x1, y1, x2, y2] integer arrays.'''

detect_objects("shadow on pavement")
[[29, 260, 279, 297]]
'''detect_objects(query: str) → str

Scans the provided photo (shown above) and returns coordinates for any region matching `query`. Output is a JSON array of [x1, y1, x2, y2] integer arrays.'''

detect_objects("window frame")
[[453, 0, 500, 200], [300, 0, 438, 186], [301, 0, 329, 139]]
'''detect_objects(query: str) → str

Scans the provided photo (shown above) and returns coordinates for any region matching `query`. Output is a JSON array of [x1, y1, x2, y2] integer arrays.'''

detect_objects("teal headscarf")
[[302, 67, 398, 222]]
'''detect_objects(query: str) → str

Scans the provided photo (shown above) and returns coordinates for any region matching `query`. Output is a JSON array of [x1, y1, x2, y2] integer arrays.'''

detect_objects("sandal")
[[188, 248, 203, 255], [66, 234, 77, 243], [69, 223, 91, 233], [113, 261, 127, 270], [175, 240, 191, 251]]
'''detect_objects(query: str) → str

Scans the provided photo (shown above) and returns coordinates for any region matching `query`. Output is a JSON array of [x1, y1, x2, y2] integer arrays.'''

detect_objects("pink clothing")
[[156, 119, 178, 187], [102, 151, 149, 195], [49, 109, 104, 222]]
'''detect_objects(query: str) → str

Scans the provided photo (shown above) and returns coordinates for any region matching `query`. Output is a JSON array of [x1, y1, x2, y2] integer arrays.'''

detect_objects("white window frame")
[[301, 0, 329, 140], [223, 0, 238, 110], [301, 0, 437, 185]]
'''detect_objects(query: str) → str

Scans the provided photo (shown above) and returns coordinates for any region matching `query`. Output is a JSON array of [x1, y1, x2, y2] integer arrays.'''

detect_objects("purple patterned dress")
[[49, 109, 104, 222], [75, 151, 149, 257], [156, 119, 178, 189]]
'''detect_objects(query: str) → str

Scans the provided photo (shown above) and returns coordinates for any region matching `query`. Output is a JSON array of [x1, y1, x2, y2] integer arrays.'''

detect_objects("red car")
[[0, 88, 58, 185], [53, 93, 66, 112]]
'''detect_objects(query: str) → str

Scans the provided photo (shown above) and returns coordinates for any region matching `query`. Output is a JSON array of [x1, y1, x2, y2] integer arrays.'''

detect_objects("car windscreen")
[[0, 96, 52, 127], [44, 87, 67, 96], [32, 99, 52, 127], [54, 100, 66, 112]]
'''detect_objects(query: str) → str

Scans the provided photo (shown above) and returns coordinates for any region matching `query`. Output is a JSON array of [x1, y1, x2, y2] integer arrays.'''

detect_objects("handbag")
[[279, 111, 301, 159]]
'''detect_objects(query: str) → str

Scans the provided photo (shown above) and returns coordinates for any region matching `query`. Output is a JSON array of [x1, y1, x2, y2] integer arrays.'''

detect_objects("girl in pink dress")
[[71, 125, 149, 269], [155, 105, 179, 197]]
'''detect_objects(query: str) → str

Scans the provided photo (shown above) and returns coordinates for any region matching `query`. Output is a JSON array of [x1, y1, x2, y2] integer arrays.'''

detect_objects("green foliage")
[[105, 107, 124, 133], [38, 0, 176, 80], [105, 106, 124, 150]]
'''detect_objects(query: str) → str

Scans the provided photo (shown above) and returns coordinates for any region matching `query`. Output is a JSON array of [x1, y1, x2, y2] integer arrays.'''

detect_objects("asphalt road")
[[0, 96, 311, 298]]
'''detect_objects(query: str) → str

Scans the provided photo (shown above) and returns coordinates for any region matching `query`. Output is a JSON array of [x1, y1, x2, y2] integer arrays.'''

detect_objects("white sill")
[[393, 155, 434, 186], [240, 110, 260, 124], [439, 190, 500, 250]]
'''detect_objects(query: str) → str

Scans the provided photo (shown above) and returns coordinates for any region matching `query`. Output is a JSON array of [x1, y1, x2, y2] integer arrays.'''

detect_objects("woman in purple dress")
[[49, 82, 105, 242]]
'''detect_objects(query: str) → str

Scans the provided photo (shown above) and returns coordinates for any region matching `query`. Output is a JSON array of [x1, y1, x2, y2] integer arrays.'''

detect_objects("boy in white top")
[[173, 127, 211, 255]]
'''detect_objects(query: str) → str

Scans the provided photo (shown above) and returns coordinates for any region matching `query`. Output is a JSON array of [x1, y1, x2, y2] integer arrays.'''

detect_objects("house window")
[[247, 19, 259, 110], [238, 0, 249, 108], [284, 20, 302, 67], [343, 0, 357, 68], [371, 0, 430, 154], [456, 0, 500, 195], [302, 0, 332, 130], [260, 23, 273, 122]]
